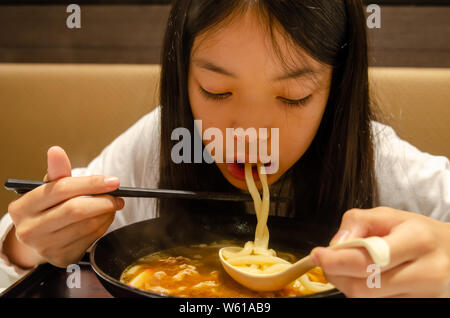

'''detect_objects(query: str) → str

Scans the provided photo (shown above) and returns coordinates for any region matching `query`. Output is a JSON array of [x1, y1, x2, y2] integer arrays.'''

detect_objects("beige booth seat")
[[0, 64, 449, 215]]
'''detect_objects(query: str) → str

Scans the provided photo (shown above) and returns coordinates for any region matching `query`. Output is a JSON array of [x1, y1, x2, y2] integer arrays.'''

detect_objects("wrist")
[[3, 226, 44, 269]]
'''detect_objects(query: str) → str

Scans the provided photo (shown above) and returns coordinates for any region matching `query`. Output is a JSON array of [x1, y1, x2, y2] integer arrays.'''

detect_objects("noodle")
[[222, 163, 334, 292]]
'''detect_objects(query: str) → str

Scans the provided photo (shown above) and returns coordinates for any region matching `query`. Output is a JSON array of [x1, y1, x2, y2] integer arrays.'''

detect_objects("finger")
[[325, 257, 438, 298], [324, 263, 409, 298], [14, 175, 121, 215], [311, 246, 374, 278], [44, 212, 115, 251], [63, 212, 114, 249], [45, 146, 72, 182], [323, 276, 376, 298], [328, 207, 413, 246], [312, 220, 431, 278], [382, 219, 436, 270], [50, 216, 113, 268], [324, 276, 392, 298], [33, 195, 124, 234]]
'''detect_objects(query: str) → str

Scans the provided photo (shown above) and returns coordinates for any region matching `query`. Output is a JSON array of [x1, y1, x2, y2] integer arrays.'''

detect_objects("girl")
[[1, 0, 449, 297]]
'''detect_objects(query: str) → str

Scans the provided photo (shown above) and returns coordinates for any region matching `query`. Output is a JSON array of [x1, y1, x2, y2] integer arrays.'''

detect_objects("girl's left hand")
[[310, 207, 450, 297]]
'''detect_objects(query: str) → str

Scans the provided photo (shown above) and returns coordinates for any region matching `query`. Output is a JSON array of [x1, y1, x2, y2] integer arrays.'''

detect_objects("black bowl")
[[90, 209, 344, 298]]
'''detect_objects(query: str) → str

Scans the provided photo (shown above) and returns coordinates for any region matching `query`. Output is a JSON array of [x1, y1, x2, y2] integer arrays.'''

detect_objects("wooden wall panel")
[[367, 6, 450, 67], [0, 5, 449, 66], [0, 5, 171, 64]]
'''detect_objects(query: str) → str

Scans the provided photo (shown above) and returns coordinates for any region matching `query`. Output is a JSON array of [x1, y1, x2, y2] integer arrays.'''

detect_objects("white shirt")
[[1, 106, 449, 292]]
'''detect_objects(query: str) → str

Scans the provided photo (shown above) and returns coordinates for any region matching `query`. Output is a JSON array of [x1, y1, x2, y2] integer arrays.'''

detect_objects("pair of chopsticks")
[[4, 179, 289, 202]]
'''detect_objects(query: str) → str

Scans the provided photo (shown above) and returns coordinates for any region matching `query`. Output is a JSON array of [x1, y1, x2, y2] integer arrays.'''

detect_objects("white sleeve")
[[0, 213, 31, 293], [373, 121, 450, 222], [0, 106, 161, 292], [71, 106, 161, 233]]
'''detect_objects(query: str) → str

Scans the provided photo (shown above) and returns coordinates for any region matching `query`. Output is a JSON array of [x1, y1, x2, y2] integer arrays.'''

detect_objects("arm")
[[311, 123, 450, 297], [372, 121, 449, 221], [0, 107, 161, 290]]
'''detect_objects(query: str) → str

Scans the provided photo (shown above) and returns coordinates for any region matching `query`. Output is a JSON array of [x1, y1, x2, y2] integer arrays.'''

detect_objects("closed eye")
[[278, 95, 312, 107], [199, 86, 231, 101]]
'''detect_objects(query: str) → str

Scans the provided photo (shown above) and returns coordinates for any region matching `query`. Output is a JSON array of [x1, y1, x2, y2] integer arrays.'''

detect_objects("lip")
[[226, 163, 266, 181]]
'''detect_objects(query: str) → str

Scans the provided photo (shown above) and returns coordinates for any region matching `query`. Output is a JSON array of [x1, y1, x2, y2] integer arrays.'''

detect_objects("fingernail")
[[330, 229, 350, 246], [104, 176, 120, 186], [116, 197, 125, 209]]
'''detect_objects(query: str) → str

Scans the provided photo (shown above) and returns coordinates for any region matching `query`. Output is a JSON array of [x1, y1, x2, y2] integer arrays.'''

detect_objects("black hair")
[[158, 0, 376, 242]]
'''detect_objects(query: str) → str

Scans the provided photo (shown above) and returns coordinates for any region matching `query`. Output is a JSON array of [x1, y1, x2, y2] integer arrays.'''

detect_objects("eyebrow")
[[192, 58, 318, 81], [275, 68, 317, 81], [193, 59, 236, 78]]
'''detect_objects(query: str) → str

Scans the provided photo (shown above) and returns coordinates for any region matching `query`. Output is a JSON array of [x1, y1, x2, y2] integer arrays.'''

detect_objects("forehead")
[[190, 10, 326, 80]]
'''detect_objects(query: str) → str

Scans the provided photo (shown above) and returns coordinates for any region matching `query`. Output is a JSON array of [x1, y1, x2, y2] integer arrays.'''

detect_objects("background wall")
[[0, 4, 449, 66]]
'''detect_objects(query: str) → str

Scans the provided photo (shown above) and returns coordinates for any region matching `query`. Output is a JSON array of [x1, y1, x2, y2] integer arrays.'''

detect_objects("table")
[[0, 253, 112, 298]]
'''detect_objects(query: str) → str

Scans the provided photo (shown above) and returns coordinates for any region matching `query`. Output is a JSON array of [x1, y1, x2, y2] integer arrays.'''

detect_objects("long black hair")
[[158, 0, 376, 241]]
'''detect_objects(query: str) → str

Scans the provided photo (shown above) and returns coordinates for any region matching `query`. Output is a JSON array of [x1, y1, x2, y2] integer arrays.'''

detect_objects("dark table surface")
[[1, 253, 112, 298]]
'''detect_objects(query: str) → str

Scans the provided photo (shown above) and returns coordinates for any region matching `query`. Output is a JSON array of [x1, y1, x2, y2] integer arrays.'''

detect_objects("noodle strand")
[[223, 163, 334, 293]]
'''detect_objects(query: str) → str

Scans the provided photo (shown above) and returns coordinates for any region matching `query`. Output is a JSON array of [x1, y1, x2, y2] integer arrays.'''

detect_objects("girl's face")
[[188, 11, 332, 190]]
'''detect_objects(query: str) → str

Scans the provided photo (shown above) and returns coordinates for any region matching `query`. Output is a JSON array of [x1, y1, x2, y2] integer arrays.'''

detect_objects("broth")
[[120, 240, 329, 298]]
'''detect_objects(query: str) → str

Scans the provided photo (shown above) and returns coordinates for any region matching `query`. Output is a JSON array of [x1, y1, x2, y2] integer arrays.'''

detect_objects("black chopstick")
[[4, 179, 290, 202]]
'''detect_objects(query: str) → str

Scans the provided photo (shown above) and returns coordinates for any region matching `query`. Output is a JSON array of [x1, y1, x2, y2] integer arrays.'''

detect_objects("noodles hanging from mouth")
[[222, 163, 334, 292], [221, 163, 290, 273]]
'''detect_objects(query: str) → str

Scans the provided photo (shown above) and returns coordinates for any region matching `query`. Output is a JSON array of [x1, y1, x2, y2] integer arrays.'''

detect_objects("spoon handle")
[[285, 236, 390, 285], [283, 255, 316, 279], [329, 236, 391, 268]]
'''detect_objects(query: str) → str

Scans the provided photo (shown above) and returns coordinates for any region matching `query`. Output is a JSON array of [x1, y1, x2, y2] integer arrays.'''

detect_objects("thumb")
[[328, 207, 411, 246], [43, 146, 72, 182]]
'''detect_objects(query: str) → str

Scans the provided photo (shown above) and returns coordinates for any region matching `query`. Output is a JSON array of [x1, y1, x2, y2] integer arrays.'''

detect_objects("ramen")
[[120, 163, 333, 297], [120, 240, 329, 298], [220, 163, 334, 293]]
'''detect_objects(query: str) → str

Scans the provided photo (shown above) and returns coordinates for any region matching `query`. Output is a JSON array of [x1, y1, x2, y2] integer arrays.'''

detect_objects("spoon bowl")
[[219, 236, 390, 292]]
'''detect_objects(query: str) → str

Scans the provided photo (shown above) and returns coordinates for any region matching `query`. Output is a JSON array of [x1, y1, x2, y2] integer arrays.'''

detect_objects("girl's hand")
[[4, 146, 125, 269], [311, 207, 450, 297]]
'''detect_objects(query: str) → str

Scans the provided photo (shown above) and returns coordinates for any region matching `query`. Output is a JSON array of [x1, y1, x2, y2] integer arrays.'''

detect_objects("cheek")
[[277, 128, 309, 171], [191, 106, 228, 135], [278, 102, 327, 166], [189, 84, 222, 126], [189, 85, 231, 137]]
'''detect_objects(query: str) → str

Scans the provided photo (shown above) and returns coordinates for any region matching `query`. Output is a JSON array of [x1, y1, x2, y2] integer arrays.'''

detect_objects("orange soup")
[[120, 241, 329, 298]]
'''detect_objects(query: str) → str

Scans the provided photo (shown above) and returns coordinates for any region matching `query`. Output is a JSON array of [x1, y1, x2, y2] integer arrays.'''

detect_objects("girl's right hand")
[[4, 146, 125, 269]]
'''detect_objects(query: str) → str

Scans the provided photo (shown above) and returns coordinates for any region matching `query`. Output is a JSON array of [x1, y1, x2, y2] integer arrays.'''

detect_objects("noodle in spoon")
[[222, 163, 334, 292]]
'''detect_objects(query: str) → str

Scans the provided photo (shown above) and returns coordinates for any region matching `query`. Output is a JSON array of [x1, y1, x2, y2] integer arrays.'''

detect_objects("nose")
[[228, 125, 272, 164], [224, 98, 276, 162], [229, 98, 275, 131], [233, 128, 269, 146]]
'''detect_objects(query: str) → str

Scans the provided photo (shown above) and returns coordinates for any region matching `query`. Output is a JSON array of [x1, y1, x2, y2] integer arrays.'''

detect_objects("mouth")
[[225, 162, 271, 181]]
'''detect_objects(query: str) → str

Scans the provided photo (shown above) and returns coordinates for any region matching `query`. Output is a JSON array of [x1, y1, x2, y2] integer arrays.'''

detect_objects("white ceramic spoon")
[[219, 236, 390, 292]]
